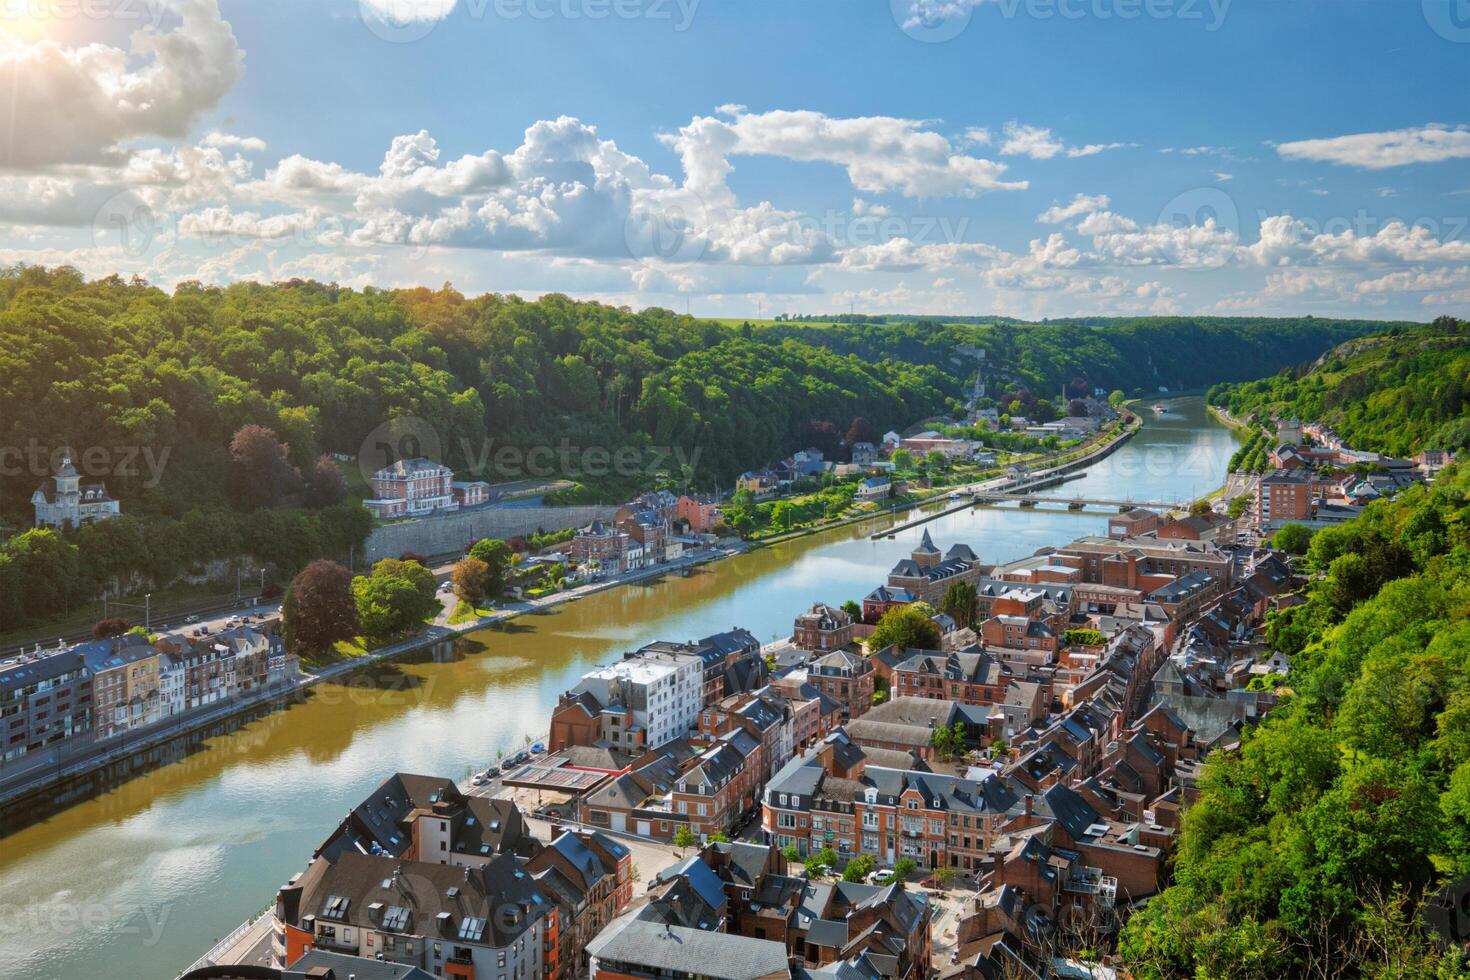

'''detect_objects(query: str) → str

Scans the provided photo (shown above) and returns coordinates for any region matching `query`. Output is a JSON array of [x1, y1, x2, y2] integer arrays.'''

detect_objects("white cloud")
[[0, 0, 242, 169], [999, 123, 1132, 160], [1000, 123, 1065, 160], [360, 0, 459, 23], [664, 107, 1026, 200], [1276, 124, 1470, 169], [1037, 193, 1111, 224], [202, 132, 267, 153]]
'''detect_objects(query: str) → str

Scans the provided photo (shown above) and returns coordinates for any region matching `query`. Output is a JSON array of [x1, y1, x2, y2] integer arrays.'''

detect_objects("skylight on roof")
[[458, 915, 487, 941]]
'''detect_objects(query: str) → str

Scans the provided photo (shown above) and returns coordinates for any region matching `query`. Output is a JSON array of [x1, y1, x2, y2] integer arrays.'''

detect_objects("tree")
[[846, 416, 880, 449], [1067, 398, 1089, 417], [452, 557, 492, 604], [940, 581, 978, 629], [782, 844, 802, 864], [925, 450, 948, 472], [229, 424, 301, 510], [305, 455, 347, 508], [891, 449, 915, 472], [932, 865, 957, 886], [1108, 390, 1126, 409], [92, 617, 130, 639], [892, 857, 918, 881], [1228, 494, 1250, 519], [282, 559, 359, 656], [869, 604, 942, 651], [1272, 522, 1313, 556], [807, 420, 841, 458], [353, 558, 439, 640], [841, 599, 862, 621], [1189, 498, 1214, 518], [708, 831, 730, 843], [673, 824, 696, 852], [842, 855, 876, 882], [468, 538, 514, 596]]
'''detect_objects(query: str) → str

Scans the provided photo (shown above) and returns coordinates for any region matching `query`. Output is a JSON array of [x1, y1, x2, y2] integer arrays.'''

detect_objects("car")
[[471, 774, 488, 786], [500, 759, 518, 772], [184, 615, 200, 624]]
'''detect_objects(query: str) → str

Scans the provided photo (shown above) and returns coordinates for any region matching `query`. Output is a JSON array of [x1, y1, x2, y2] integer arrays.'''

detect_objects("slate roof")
[[587, 910, 789, 980]]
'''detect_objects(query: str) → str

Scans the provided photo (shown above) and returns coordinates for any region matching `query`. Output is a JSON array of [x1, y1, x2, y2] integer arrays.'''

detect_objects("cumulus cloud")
[[999, 123, 1132, 160], [1037, 193, 1111, 224], [664, 107, 1027, 200], [1276, 124, 1470, 169], [0, 0, 243, 169]]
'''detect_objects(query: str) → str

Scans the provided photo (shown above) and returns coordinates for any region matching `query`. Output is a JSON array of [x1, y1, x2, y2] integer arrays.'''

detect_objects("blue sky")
[[1, 0, 1468, 318]]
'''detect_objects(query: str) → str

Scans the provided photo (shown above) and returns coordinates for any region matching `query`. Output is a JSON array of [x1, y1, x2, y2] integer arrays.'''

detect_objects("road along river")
[[0, 397, 1235, 980]]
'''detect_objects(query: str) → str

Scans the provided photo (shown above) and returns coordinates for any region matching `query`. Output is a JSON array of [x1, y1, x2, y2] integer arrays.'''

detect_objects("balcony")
[[1064, 868, 1118, 907]]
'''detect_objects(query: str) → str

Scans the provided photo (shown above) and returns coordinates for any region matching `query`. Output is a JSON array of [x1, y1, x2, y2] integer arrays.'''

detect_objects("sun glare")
[[0, 2, 51, 42]]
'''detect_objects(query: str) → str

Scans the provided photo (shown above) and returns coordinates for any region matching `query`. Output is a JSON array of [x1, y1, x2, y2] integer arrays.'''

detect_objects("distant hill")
[[756, 316, 1403, 397], [1207, 316, 1470, 456]]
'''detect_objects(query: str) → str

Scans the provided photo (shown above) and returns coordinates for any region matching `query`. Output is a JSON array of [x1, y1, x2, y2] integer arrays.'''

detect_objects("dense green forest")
[[0, 266, 1401, 521], [762, 316, 1402, 398], [1207, 317, 1470, 457], [1120, 463, 1470, 977]]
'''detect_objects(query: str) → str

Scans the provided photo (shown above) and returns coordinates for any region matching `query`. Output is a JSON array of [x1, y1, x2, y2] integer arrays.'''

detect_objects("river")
[[0, 397, 1235, 980]]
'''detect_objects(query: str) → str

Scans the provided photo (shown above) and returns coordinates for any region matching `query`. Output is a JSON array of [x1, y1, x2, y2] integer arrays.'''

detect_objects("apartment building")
[[881, 649, 1013, 706], [763, 731, 1017, 872], [274, 851, 555, 980], [808, 648, 875, 720], [80, 633, 161, 741], [364, 457, 458, 519], [792, 603, 855, 652], [0, 644, 92, 762], [556, 647, 703, 752], [1255, 468, 1314, 525]]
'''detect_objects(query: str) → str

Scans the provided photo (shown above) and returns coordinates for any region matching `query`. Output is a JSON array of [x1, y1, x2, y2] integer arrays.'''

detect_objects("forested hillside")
[[762, 316, 1401, 397], [1121, 464, 1470, 977], [1207, 317, 1470, 457], [0, 265, 1407, 526]]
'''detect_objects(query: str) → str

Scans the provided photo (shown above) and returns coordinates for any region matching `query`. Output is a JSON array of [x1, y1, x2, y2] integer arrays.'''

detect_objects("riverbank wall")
[[363, 503, 618, 562]]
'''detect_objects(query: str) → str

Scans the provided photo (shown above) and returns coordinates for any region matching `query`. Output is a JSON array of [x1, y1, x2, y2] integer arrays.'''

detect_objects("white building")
[[158, 652, 186, 719], [572, 648, 703, 749], [32, 451, 121, 530]]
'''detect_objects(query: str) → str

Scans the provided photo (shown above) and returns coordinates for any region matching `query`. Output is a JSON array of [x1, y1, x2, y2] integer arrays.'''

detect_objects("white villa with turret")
[[32, 451, 120, 530]]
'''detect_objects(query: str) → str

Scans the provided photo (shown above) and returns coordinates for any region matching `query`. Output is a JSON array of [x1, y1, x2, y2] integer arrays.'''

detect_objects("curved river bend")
[[0, 398, 1235, 980]]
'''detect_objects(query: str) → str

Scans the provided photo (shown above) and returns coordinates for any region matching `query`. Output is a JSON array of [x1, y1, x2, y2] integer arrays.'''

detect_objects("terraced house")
[[763, 731, 1018, 872]]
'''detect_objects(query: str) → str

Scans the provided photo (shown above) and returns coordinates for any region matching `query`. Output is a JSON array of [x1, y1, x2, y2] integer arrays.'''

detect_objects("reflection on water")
[[0, 399, 1236, 980]]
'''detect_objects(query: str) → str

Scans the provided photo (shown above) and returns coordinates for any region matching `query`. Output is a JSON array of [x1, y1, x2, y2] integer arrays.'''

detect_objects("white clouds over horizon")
[[1277, 124, 1470, 169]]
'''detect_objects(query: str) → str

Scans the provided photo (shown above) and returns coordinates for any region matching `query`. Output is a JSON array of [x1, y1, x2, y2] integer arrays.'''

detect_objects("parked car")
[[184, 615, 200, 624], [472, 773, 488, 786]]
